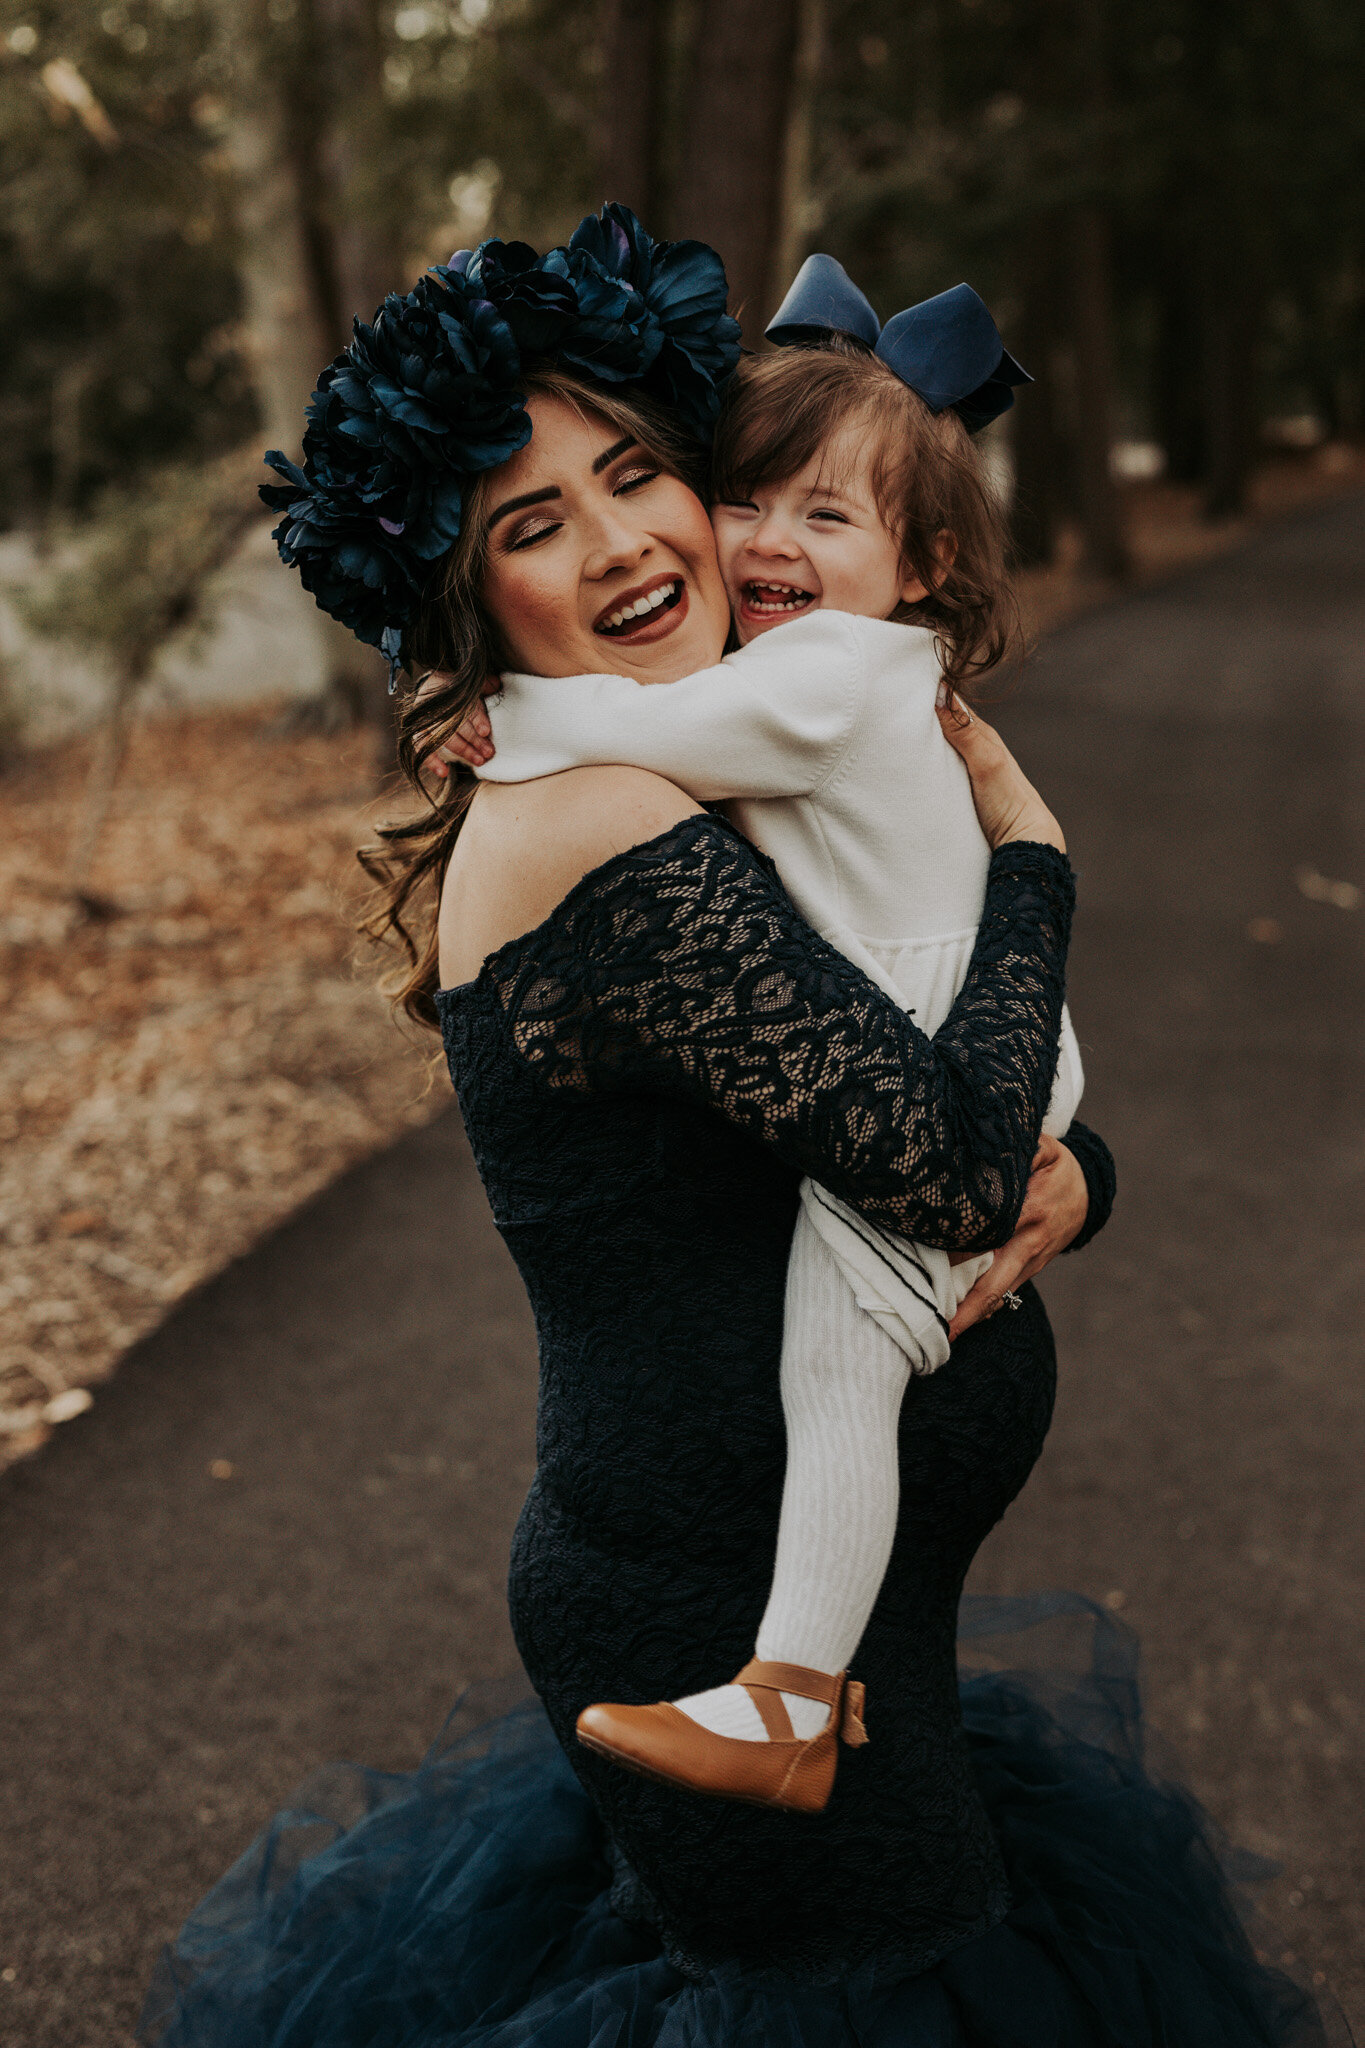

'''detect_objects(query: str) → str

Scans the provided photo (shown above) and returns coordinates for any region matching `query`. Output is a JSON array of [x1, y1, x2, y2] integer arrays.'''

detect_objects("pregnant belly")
[[508, 1468, 782, 1737]]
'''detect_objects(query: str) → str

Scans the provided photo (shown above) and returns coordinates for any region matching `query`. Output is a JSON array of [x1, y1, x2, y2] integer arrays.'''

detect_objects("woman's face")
[[479, 396, 730, 684]]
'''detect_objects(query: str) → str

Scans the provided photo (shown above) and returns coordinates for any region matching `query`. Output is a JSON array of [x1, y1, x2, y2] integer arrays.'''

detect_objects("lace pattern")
[[434, 813, 1102, 1983], [487, 817, 1075, 1254]]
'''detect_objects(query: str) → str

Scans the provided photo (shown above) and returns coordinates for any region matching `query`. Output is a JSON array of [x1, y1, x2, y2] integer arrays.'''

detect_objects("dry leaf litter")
[[1, 705, 439, 1470]]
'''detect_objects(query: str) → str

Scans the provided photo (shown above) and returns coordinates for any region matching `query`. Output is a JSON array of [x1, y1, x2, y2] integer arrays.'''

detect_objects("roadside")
[[1015, 440, 1365, 643], [3, 437, 1363, 1474], [0, 711, 435, 1469]]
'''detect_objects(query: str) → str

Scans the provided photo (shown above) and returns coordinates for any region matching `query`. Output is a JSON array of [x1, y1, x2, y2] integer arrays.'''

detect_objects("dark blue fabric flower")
[[461, 238, 578, 357], [261, 266, 529, 657], [570, 204, 741, 438], [261, 205, 740, 673]]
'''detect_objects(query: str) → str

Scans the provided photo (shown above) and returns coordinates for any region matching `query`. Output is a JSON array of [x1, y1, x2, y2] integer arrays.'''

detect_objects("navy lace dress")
[[144, 818, 1342, 2048]]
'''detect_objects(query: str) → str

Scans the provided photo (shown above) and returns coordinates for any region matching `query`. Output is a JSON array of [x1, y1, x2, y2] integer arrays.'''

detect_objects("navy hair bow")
[[765, 254, 1030, 432]]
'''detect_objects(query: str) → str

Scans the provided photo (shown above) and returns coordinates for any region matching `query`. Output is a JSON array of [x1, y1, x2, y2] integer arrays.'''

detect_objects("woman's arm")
[[488, 813, 1075, 1254], [1057, 1119, 1116, 1251], [926, 702, 1114, 1323]]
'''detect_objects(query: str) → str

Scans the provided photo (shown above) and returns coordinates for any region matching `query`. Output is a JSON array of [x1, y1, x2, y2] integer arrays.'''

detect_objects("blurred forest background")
[[2, 0, 1364, 728], [3, 0, 1365, 1462]]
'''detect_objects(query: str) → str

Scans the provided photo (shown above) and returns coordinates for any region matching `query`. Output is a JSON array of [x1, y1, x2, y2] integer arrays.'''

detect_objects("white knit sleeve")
[[1041, 1003, 1085, 1138], [476, 611, 865, 802]]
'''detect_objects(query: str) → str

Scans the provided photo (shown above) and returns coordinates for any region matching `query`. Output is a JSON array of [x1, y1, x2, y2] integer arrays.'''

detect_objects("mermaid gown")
[[143, 819, 1343, 2046]]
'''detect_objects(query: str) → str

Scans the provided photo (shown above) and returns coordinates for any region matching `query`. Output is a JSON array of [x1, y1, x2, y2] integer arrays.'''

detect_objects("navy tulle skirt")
[[141, 1596, 1350, 2048]]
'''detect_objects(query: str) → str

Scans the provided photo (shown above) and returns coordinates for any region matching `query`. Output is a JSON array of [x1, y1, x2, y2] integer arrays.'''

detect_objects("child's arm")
[[476, 611, 866, 803], [1041, 1004, 1085, 1137]]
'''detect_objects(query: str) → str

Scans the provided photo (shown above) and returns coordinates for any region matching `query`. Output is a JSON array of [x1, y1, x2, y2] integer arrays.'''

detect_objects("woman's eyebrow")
[[592, 436, 636, 474], [488, 485, 559, 528], [487, 440, 636, 527]]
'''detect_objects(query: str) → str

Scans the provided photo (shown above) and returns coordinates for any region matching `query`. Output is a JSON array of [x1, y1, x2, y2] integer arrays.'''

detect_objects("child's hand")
[[947, 1134, 1089, 1338], [414, 672, 498, 776], [935, 691, 1065, 855]]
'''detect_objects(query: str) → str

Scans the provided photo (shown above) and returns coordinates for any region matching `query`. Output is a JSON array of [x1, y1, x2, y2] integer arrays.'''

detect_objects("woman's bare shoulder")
[[438, 767, 703, 989]]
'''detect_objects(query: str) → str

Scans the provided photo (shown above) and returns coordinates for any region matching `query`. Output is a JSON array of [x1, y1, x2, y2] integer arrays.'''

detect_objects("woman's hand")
[[415, 672, 498, 778], [935, 693, 1065, 855], [948, 1134, 1089, 1339]]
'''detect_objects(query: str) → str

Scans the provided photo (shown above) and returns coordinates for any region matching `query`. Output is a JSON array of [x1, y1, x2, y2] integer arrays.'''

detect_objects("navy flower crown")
[[261, 204, 742, 684]]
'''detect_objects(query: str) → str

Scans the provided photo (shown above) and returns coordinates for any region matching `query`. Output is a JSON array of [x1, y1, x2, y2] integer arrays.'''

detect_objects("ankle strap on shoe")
[[736, 1660, 839, 1705], [734, 1661, 869, 1747]]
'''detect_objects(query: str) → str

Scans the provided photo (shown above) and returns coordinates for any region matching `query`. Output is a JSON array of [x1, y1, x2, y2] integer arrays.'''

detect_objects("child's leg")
[[674, 1210, 908, 1742]]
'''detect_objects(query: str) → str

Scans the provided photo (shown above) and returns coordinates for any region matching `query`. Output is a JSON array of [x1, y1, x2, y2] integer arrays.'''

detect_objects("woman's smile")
[[594, 573, 689, 643]]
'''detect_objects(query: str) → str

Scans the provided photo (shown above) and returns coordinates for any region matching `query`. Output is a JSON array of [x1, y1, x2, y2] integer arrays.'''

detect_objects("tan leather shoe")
[[575, 1659, 868, 1814]]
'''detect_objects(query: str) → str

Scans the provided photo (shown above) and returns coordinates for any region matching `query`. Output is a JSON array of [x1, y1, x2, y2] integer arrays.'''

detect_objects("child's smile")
[[710, 424, 928, 645], [741, 578, 818, 623]]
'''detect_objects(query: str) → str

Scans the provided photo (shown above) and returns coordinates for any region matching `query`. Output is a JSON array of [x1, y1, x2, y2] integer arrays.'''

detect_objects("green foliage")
[[0, 0, 601, 527], [813, 0, 1365, 435], [0, 1, 253, 517], [16, 445, 261, 674], [2, 0, 1361, 541]]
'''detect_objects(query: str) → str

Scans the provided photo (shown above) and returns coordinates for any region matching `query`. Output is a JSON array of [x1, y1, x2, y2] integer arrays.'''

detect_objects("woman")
[[145, 211, 1337, 2045]]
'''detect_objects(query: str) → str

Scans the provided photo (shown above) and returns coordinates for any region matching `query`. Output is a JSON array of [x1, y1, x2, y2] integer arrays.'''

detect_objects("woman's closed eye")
[[502, 466, 662, 552], [504, 513, 563, 552]]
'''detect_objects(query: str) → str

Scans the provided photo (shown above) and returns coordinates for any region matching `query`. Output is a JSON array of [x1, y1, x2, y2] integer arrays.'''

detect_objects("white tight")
[[676, 1210, 912, 1742]]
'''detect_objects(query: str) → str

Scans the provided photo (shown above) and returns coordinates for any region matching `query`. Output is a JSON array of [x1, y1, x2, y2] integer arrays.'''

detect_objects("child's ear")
[[899, 529, 957, 608]]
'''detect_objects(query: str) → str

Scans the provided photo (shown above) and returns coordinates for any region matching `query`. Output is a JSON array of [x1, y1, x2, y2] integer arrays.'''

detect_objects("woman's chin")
[[592, 583, 725, 682]]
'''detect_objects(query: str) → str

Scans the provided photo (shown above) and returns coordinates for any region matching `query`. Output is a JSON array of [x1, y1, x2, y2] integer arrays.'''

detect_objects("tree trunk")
[[1067, 0, 1126, 577], [1201, 259, 1260, 520], [215, 0, 333, 452], [671, 0, 802, 341], [1155, 253, 1205, 484], [599, 0, 666, 220], [1070, 201, 1127, 576], [214, 0, 387, 723], [1009, 220, 1069, 568], [309, 0, 398, 329], [771, 0, 825, 296]]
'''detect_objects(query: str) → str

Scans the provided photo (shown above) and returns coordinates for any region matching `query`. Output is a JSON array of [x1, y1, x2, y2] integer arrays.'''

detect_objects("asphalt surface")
[[3, 492, 1362, 2044]]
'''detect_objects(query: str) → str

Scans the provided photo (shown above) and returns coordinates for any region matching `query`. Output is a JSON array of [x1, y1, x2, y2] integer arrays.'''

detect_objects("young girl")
[[436, 261, 1085, 1813]]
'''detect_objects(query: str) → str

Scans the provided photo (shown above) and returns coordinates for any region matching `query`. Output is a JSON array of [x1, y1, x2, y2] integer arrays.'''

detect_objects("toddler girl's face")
[[711, 424, 928, 644]]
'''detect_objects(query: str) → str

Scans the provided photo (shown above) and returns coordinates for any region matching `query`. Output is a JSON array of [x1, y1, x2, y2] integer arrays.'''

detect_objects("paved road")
[[3, 493, 1362, 2044]]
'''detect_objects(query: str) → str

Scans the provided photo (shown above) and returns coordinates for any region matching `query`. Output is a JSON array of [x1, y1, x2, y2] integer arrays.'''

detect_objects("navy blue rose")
[[261, 265, 529, 659], [459, 239, 578, 358], [569, 203, 741, 437]]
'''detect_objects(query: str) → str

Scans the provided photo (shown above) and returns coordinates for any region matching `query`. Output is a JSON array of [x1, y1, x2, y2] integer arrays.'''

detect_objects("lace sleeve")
[[488, 817, 1074, 1252], [1058, 1119, 1117, 1252]]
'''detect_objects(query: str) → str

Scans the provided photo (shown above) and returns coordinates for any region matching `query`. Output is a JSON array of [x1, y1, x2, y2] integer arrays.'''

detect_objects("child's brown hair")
[[711, 339, 1018, 692]]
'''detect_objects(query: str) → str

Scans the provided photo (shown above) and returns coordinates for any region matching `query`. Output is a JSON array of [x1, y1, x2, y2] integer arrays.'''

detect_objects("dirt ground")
[[4, 438, 1364, 1474], [1016, 440, 1365, 642], [0, 713, 438, 1469]]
